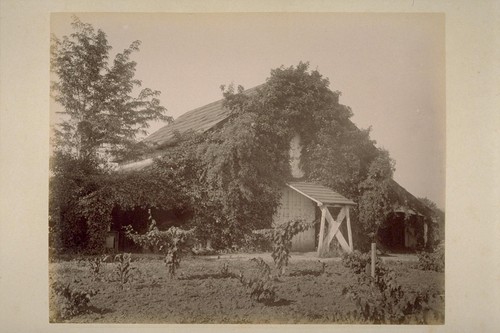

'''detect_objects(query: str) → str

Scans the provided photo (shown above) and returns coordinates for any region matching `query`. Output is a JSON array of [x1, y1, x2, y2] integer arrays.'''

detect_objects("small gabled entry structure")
[[274, 182, 356, 255]]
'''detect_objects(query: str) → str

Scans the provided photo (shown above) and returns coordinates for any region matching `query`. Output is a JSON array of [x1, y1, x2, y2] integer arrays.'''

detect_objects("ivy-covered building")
[[113, 84, 437, 255]]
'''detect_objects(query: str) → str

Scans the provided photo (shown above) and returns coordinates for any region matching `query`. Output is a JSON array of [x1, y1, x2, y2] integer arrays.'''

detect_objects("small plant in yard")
[[163, 226, 195, 278], [341, 250, 383, 275], [270, 219, 312, 276], [114, 253, 132, 289], [238, 258, 277, 304], [220, 262, 230, 277], [250, 257, 272, 280], [165, 249, 180, 278], [342, 254, 442, 324], [342, 250, 369, 274], [88, 254, 108, 281], [416, 243, 444, 272], [50, 281, 97, 321], [320, 260, 326, 274], [124, 209, 194, 278]]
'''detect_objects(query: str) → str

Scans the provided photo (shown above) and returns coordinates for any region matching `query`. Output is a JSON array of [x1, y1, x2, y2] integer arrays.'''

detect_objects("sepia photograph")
[[47, 12, 446, 324], [2, 0, 500, 331]]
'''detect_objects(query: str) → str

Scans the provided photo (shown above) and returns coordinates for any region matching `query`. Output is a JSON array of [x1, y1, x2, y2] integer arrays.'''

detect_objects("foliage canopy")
[[50, 16, 169, 163]]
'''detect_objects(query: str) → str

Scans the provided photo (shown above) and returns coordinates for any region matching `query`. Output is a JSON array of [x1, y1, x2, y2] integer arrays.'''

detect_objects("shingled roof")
[[287, 182, 356, 206], [143, 85, 261, 147], [388, 178, 434, 217], [144, 99, 228, 147]]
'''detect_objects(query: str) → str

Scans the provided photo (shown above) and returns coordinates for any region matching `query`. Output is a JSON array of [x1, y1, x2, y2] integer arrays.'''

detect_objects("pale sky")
[[51, 13, 445, 209]]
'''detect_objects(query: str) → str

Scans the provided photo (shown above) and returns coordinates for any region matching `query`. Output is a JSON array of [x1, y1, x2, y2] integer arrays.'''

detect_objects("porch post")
[[346, 206, 353, 252], [317, 205, 327, 256]]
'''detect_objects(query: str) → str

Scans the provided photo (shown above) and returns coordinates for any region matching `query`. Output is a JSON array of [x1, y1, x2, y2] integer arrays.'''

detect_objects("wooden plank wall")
[[273, 186, 316, 251]]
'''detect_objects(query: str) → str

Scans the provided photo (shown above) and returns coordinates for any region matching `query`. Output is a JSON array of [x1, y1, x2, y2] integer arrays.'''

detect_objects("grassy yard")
[[49, 253, 444, 324]]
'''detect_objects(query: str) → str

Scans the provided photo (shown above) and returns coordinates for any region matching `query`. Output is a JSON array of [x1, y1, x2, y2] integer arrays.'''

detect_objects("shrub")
[[416, 244, 444, 272], [164, 248, 180, 278], [88, 254, 108, 281], [342, 253, 442, 324], [50, 282, 97, 321], [270, 219, 312, 276], [220, 262, 230, 277], [238, 258, 277, 304], [342, 250, 370, 274], [342, 250, 384, 275], [250, 257, 272, 280], [114, 253, 132, 289], [124, 209, 194, 278]]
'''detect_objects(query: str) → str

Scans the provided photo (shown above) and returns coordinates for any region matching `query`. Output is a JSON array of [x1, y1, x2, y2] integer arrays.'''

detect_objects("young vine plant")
[[123, 209, 194, 278], [114, 253, 133, 290], [270, 219, 312, 276]]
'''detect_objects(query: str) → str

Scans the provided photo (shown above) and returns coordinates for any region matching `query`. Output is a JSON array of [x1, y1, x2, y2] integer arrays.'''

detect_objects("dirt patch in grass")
[[49, 255, 444, 323]]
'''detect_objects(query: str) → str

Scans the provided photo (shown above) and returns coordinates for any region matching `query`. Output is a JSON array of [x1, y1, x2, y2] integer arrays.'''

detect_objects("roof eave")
[[286, 183, 356, 207]]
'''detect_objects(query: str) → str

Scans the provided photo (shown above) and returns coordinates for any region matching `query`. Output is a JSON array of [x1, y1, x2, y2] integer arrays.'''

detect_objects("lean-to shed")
[[275, 182, 356, 255]]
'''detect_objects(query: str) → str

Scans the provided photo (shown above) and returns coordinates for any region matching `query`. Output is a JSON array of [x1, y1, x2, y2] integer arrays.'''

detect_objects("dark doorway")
[[109, 207, 190, 252], [377, 212, 423, 253]]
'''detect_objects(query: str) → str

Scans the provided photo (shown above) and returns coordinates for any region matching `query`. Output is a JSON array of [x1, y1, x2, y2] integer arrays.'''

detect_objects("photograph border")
[[1, 0, 499, 332]]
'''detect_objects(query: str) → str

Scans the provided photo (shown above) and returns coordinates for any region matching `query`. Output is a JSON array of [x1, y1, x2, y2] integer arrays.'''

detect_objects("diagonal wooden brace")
[[317, 205, 353, 255], [322, 208, 342, 249]]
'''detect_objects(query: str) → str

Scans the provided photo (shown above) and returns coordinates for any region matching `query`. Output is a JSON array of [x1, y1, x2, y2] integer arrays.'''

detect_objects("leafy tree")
[[357, 149, 396, 244], [49, 17, 169, 254], [49, 151, 102, 252], [50, 16, 169, 163]]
